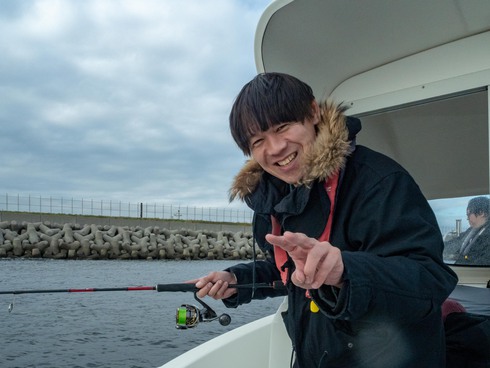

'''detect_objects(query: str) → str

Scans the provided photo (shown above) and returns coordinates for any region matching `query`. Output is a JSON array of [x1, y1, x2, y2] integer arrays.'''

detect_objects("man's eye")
[[276, 123, 290, 132], [251, 138, 263, 148]]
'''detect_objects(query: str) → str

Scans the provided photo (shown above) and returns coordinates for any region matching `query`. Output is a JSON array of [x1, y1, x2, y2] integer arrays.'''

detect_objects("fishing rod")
[[0, 282, 283, 329], [0, 282, 276, 295]]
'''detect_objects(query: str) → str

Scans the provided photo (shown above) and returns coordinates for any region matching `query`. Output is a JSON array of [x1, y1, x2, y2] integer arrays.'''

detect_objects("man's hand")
[[188, 271, 238, 299], [266, 231, 344, 289]]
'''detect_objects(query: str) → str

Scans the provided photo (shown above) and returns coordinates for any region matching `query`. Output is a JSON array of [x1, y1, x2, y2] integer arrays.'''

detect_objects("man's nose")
[[266, 134, 286, 154]]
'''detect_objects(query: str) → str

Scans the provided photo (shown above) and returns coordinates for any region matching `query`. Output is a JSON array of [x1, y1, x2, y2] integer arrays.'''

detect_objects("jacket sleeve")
[[222, 257, 286, 308], [310, 170, 458, 323]]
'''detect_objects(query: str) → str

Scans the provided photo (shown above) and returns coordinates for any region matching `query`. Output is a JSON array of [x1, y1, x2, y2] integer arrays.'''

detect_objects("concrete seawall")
[[0, 212, 259, 261]]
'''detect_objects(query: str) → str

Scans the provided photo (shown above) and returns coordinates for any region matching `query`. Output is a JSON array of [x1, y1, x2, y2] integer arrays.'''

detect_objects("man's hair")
[[467, 196, 490, 216], [229, 72, 316, 155]]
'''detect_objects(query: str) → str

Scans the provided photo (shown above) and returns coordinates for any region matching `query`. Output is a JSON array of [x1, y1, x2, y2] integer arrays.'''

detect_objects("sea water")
[[0, 259, 283, 368]]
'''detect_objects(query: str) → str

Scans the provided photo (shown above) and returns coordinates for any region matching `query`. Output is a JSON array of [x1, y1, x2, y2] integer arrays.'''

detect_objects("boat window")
[[430, 196, 490, 267]]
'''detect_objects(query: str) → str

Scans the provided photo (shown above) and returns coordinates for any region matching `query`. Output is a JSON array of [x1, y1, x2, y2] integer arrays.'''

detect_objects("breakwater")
[[0, 220, 263, 260]]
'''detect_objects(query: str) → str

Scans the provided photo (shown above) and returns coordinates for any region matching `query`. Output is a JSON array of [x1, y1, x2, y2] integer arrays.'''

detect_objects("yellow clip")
[[310, 300, 319, 313]]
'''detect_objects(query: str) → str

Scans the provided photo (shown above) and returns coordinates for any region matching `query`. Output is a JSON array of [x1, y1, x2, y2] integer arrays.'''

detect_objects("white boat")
[[160, 1, 490, 366]]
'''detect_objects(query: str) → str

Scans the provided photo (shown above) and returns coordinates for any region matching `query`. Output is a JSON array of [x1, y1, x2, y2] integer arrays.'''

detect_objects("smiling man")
[[194, 72, 458, 367]]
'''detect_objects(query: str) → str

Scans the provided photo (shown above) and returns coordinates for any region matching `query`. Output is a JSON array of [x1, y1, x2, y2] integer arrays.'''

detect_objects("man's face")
[[249, 114, 319, 184], [467, 210, 488, 228]]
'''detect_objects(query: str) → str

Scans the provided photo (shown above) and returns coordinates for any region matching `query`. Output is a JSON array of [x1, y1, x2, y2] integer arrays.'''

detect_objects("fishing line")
[[252, 212, 258, 299]]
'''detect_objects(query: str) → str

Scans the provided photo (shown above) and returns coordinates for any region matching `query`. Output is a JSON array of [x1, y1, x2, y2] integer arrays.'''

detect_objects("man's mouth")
[[277, 152, 297, 166]]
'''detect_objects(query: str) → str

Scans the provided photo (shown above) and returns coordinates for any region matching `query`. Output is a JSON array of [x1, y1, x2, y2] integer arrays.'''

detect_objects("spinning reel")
[[175, 292, 231, 329]]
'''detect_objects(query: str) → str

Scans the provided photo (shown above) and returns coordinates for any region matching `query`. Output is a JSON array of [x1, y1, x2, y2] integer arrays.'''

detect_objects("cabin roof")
[[255, 0, 490, 100]]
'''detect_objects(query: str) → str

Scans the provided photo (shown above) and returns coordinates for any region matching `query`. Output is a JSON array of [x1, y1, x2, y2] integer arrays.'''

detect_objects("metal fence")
[[0, 193, 253, 224]]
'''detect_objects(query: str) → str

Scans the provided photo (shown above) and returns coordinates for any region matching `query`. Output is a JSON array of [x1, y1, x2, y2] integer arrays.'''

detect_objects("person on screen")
[[444, 196, 490, 265], [191, 73, 457, 367]]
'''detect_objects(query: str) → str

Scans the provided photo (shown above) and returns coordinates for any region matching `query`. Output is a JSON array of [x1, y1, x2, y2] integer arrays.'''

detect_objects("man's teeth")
[[277, 153, 296, 166]]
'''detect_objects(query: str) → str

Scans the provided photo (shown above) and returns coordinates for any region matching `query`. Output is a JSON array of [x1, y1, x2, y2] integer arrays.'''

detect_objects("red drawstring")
[[272, 215, 288, 285]]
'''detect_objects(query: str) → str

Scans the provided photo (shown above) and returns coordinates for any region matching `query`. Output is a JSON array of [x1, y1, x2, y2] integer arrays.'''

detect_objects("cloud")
[[0, 0, 268, 212]]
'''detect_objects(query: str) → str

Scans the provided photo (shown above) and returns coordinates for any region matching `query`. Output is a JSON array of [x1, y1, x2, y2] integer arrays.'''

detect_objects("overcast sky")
[[0, 0, 270, 210]]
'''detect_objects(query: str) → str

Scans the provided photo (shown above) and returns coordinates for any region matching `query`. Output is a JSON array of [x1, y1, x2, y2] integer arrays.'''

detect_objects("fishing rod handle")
[[155, 281, 283, 293], [156, 284, 198, 292]]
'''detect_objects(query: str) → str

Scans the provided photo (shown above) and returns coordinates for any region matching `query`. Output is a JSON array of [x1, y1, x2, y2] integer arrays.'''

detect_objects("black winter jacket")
[[225, 102, 458, 368]]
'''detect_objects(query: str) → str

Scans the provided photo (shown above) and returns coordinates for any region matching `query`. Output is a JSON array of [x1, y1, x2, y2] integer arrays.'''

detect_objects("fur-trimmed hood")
[[229, 102, 359, 202]]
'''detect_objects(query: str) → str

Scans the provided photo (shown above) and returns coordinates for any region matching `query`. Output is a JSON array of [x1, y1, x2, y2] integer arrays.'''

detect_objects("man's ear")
[[311, 100, 320, 125]]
